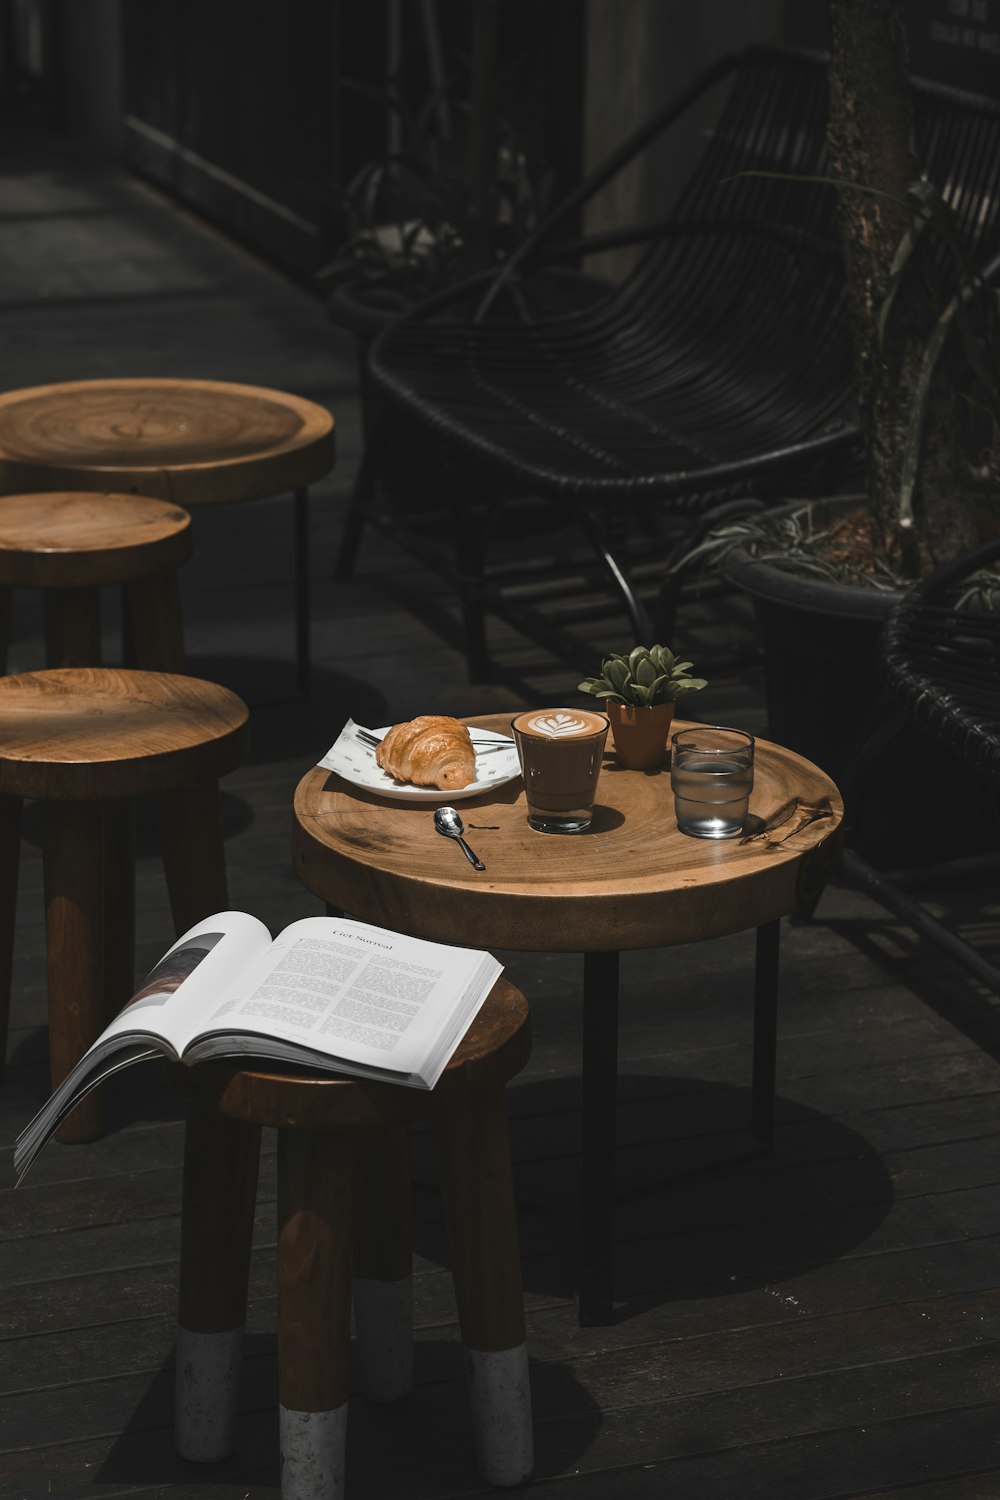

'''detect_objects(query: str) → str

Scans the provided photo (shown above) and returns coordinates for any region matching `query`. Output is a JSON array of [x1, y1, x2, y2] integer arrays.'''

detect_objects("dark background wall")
[[8, 0, 1000, 287]]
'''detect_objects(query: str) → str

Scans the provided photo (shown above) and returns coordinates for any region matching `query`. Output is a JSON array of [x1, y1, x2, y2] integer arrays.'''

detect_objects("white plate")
[[317, 719, 521, 804]]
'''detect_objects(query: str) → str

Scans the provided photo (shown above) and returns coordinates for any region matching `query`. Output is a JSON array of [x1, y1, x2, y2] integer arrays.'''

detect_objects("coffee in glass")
[[511, 709, 609, 832]]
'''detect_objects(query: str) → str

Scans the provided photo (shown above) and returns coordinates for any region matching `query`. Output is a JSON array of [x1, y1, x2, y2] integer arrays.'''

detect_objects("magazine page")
[[13, 912, 273, 1185], [98, 910, 273, 1054], [189, 915, 501, 1076]]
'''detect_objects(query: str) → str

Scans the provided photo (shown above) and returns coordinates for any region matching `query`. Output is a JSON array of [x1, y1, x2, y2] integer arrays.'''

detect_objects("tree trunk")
[[826, 0, 975, 572]]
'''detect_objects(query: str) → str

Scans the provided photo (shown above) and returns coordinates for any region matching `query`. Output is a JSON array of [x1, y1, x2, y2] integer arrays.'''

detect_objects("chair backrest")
[[913, 72, 1000, 273], [613, 47, 1000, 344]]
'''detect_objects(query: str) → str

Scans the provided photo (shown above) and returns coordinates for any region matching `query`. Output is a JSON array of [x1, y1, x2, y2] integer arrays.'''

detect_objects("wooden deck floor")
[[3, 110, 1000, 1500]]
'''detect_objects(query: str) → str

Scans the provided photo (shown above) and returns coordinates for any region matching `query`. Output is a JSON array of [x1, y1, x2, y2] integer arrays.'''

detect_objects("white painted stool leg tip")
[[465, 1344, 534, 1487], [280, 1403, 348, 1500], [174, 1326, 244, 1463]]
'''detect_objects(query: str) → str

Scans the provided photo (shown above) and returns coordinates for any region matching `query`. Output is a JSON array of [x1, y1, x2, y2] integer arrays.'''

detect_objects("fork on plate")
[[353, 726, 514, 754]]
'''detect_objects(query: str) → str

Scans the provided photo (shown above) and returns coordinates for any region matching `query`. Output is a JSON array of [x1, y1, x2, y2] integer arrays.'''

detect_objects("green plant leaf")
[[899, 299, 955, 529], [606, 659, 631, 692]]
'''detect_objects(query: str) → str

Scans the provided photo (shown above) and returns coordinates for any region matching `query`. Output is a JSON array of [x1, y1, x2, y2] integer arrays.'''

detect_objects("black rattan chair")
[[340, 44, 1000, 679], [842, 537, 1000, 994]]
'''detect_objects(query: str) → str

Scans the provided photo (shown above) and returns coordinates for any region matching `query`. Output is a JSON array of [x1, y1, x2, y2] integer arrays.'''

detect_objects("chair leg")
[[157, 781, 229, 936], [43, 799, 105, 1142], [128, 570, 186, 673], [352, 1123, 413, 1402], [278, 1126, 355, 1500], [0, 794, 21, 1081], [335, 416, 386, 581], [433, 1090, 533, 1488], [176, 1099, 261, 1462], [43, 586, 102, 667], [453, 494, 491, 683], [294, 488, 310, 695], [751, 919, 781, 1148]]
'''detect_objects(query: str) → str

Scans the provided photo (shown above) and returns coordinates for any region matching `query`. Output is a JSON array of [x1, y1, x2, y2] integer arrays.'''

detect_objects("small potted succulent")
[[579, 645, 707, 770]]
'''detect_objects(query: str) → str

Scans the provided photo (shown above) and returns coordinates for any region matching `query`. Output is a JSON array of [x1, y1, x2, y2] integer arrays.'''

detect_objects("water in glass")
[[672, 752, 753, 838]]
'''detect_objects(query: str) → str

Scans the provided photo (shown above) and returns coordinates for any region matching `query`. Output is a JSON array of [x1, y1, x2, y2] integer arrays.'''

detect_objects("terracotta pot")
[[606, 701, 675, 771]]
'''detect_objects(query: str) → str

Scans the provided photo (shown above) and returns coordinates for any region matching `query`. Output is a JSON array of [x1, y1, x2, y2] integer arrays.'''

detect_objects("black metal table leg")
[[294, 486, 310, 695], [579, 949, 620, 1326], [751, 919, 781, 1148]]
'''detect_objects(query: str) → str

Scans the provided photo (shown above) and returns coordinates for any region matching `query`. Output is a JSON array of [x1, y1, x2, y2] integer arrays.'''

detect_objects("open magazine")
[[15, 911, 503, 1183]]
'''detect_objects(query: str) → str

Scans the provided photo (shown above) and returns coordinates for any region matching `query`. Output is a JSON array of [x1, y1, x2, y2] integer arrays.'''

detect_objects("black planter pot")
[[720, 500, 1000, 866]]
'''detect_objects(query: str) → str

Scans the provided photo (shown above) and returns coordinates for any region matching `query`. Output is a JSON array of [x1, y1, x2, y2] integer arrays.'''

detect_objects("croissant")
[[375, 715, 477, 790]]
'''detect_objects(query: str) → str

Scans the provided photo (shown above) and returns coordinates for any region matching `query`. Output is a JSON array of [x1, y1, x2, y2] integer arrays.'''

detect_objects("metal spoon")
[[433, 806, 486, 871]]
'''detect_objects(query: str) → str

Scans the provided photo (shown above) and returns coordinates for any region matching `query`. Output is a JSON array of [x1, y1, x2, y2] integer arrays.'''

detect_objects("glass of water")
[[670, 726, 755, 839]]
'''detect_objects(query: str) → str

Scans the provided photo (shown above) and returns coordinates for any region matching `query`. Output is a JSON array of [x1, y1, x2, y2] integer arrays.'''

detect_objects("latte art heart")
[[528, 712, 591, 738]]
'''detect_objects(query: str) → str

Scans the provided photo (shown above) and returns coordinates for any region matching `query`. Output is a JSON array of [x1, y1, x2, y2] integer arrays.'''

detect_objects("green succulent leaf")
[[585, 643, 707, 707], [606, 659, 631, 692]]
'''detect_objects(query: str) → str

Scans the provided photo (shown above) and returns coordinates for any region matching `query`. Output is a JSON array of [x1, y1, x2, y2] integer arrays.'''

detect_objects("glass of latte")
[[511, 709, 610, 833]]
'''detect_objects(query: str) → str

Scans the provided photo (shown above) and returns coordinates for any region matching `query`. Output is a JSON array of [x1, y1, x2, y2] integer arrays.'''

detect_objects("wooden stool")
[[0, 378, 336, 691], [0, 490, 191, 672], [172, 978, 533, 1496], [0, 667, 248, 1141]]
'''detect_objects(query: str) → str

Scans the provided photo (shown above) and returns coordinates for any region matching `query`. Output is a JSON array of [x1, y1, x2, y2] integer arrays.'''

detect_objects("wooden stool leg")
[[352, 1124, 413, 1402], [157, 782, 229, 936], [433, 1090, 533, 1487], [0, 794, 21, 1081], [103, 800, 134, 1024], [44, 800, 105, 1142], [128, 570, 186, 673], [43, 587, 102, 667], [176, 1099, 261, 1462], [278, 1127, 354, 1500]]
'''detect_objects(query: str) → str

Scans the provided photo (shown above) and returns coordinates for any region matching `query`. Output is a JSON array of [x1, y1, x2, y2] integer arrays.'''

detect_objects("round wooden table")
[[0, 378, 335, 690], [293, 715, 844, 1323]]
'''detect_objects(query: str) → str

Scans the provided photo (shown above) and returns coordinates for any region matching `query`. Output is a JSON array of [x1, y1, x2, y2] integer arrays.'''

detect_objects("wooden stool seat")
[[0, 668, 249, 1143], [0, 378, 335, 691], [173, 979, 534, 1497], [0, 492, 193, 675], [0, 668, 247, 801], [0, 491, 191, 588], [176, 976, 532, 1130]]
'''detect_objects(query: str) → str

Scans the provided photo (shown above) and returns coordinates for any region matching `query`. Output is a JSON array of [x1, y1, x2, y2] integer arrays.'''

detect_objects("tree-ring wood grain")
[[293, 716, 844, 952], [171, 977, 530, 1130], [0, 668, 248, 800], [0, 379, 334, 507], [0, 492, 191, 588]]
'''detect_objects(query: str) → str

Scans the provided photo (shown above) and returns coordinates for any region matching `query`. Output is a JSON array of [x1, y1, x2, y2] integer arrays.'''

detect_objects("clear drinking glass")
[[670, 726, 755, 839]]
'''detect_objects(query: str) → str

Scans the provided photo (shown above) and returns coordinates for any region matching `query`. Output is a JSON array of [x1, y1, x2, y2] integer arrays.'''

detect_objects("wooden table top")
[[0, 378, 334, 507], [293, 716, 844, 952]]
